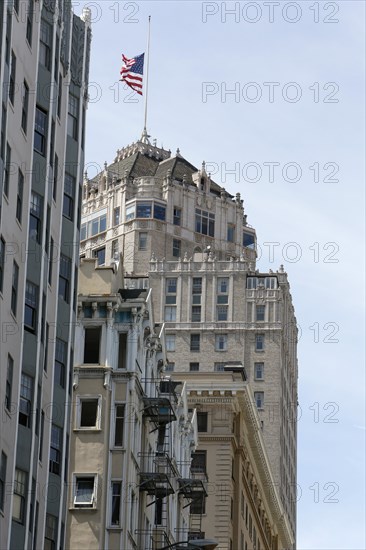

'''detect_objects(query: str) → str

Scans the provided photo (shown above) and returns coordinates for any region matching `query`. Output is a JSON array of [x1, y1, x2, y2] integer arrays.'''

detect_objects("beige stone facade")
[[66, 260, 202, 549], [78, 138, 298, 548]]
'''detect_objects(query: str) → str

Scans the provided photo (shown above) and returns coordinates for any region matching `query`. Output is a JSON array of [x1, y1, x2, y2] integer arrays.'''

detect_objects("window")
[[217, 305, 228, 321], [192, 277, 202, 295], [265, 277, 277, 289], [113, 206, 120, 225], [215, 334, 228, 351], [191, 450, 206, 473], [190, 334, 200, 352], [44, 513, 57, 550], [255, 334, 265, 351], [195, 208, 215, 237], [53, 153, 58, 200], [3, 143, 11, 197], [191, 306, 201, 322], [5, 354, 14, 410], [189, 362, 199, 372], [21, 80, 29, 133], [0, 237, 4, 293], [190, 495, 206, 515], [173, 238, 181, 257], [1, 105, 6, 161], [247, 277, 257, 289], [57, 74, 62, 118], [254, 362, 264, 380], [14, 0, 19, 14], [227, 223, 235, 242], [138, 232, 147, 250], [24, 281, 38, 331], [80, 223, 87, 241], [16, 168, 24, 222], [173, 207, 181, 226], [34, 107, 47, 155], [164, 306, 176, 322], [93, 247, 105, 266], [49, 425, 62, 475], [217, 277, 229, 294], [68, 93, 79, 140], [197, 412, 208, 432], [73, 475, 97, 507], [114, 404, 125, 446], [9, 51, 16, 104], [165, 362, 175, 372], [13, 469, 27, 522], [55, 338, 67, 388], [243, 231, 255, 249], [59, 255, 71, 302], [63, 172, 75, 219], [256, 305, 265, 321], [111, 239, 119, 260], [118, 333, 127, 369], [0, 453, 7, 512], [77, 397, 101, 429], [214, 362, 225, 372], [40, 19, 52, 70], [166, 334, 176, 351], [84, 327, 101, 363], [111, 481, 122, 526], [254, 392, 264, 409], [166, 278, 177, 294], [87, 213, 106, 236], [11, 261, 19, 315], [154, 203, 166, 221], [29, 192, 43, 243], [26, 0, 33, 45], [19, 373, 33, 427]]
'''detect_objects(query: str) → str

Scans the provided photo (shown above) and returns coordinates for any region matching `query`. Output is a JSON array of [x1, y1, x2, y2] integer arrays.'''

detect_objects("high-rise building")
[[0, 1, 91, 548], [80, 137, 298, 547]]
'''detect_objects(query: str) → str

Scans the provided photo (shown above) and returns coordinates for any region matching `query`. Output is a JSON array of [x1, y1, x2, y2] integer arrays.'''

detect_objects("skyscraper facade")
[[0, 1, 91, 548]]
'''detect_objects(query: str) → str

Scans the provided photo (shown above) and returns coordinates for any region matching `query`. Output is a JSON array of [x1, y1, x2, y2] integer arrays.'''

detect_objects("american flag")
[[120, 53, 144, 95]]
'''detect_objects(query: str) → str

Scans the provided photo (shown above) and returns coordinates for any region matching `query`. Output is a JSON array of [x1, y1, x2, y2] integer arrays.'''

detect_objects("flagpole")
[[141, 16, 151, 143]]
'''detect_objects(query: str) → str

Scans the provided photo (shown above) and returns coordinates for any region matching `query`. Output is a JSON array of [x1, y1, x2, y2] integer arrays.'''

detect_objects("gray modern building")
[[0, 1, 91, 548]]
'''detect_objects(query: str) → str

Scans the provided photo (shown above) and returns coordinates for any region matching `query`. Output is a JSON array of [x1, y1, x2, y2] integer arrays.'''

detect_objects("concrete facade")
[[66, 259, 201, 550], [0, 1, 91, 548]]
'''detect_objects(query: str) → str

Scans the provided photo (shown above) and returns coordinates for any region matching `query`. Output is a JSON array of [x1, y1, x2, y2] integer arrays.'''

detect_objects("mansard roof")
[[89, 139, 231, 197]]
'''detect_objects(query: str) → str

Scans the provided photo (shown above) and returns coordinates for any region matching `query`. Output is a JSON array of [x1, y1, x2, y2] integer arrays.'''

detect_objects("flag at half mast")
[[120, 53, 145, 95]]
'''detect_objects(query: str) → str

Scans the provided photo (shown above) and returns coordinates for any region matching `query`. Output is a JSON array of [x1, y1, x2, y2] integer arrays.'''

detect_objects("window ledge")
[[73, 428, 102, 433], [69, 506, 97, 512]]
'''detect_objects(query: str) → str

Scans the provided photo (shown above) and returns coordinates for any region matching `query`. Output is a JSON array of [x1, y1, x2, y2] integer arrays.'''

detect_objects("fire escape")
[[137, 379, 208, 549]]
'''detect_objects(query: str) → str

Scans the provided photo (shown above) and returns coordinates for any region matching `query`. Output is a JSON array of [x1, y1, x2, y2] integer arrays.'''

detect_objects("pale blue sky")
[[76, 1, 365, 547]]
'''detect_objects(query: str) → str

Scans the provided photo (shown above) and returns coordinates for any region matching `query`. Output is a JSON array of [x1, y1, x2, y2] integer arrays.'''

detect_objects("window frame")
[[173, 206, 182, 226], [24, 280, 38, 332], [165, 334, 176, 352], [63, 172, 75, 220], [138, 232, 147, 250], [58, 254, 71, 303], [39, 18, 52, 71], [254, 391, 264, 410], [12, 468, 27, 523], [190, 334, 200, 352], [256, 305, 265, 322], [216, 305, 228, 321], [215, 334, 228, 351], [172, 238, 181, 258], [114, 403, 125, 447], [55, 338, 67, 388], [110, 480, 122, 527], [49, 424, 62, 476], [255, 334, 265, 352], [5, 354, 14, 410], [16, 168, 24, 223], [164, 305, 176, 322], [21, 80, 29, 134], [76, 395, 102, 431], [254, 362, 264, 380], [34, 106, 47, 156], [195, 208, 215, 237], [29, 191, 43, 243], [73, 474, 98, 508], [11, 261, 19, 315], [67, 93, 79, 140]]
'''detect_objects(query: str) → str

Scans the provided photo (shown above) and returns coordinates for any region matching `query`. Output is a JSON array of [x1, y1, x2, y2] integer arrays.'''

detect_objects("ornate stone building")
[[79, 137, 298, 548]]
